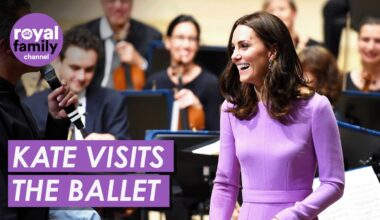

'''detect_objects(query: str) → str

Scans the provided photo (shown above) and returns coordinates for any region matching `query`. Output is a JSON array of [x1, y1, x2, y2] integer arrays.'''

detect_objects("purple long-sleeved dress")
[[210, 94, 345, 220]]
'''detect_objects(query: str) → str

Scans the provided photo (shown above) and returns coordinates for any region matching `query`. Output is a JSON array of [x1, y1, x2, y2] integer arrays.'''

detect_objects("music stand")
[[338, 120, 380, 171], [146, 130, 220, 219], [145, 130, 219, 151], [335, 90, 380, 131], [146, 40, 228, 78], [121, 90, 173, 140]]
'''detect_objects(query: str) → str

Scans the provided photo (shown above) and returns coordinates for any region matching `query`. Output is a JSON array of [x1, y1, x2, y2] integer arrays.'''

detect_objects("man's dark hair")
[[60, 27, 102, 60], [0, 0, 30, 44]]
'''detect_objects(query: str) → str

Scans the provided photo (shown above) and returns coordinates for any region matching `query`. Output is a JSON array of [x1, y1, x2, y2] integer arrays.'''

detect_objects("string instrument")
[[362, 72, 372, 92], [176, 65, 205, 130], [112, 41, 145, 91]]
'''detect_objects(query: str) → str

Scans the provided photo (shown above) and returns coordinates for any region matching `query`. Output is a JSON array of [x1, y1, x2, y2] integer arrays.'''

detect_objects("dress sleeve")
[[275, 96, 345, 220], [210, 101, 240, 220]]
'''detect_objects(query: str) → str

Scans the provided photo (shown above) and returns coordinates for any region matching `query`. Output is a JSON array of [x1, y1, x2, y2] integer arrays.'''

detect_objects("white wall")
[[29, 0, 359, 71], [29, 0, 327, 46]]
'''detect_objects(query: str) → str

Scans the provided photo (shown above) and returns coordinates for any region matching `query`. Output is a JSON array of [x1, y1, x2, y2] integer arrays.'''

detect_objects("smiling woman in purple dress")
[[210, 12, 345, 220]]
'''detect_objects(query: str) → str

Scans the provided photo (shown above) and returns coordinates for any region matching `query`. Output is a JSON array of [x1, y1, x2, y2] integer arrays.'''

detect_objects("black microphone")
[[40, 64, 87, 138]]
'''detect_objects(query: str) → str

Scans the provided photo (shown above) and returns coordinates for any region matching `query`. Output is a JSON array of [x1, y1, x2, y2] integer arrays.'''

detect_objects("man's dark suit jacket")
[[23, 86, 130, 140], [77, 18, 162, 87], [0, 77, 69, 220]]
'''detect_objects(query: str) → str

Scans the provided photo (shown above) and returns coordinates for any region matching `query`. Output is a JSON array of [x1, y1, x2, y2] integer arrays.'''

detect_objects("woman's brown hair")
[[220, 12, 312, 122], [299, 46, 342, 105]]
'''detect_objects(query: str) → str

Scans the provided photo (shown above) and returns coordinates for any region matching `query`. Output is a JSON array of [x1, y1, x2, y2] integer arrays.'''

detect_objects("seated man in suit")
[[24, 27, 130, 140], [78, 0, 162, 90]]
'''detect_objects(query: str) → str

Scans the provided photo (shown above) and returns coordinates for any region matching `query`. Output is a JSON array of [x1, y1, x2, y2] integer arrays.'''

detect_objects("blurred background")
[[28, 0, 360, 72]]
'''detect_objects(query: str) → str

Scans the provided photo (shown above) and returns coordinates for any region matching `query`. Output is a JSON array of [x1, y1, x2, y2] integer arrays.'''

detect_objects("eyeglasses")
[[103, 0, 131, 4], [172, 35, 199, 43]]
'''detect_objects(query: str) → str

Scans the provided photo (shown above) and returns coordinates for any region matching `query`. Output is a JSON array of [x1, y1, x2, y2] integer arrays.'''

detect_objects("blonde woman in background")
[[263, 0, 322, 51]]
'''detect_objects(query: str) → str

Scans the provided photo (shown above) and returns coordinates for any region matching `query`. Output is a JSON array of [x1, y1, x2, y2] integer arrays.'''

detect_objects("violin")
[[362, 72, 372, 92], [113, 62, 145, 91], [112, 39, 145, 91], [175, 64, 205, 130]]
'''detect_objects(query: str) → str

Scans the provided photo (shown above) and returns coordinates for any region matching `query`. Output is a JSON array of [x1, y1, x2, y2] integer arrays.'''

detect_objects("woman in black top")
[[345, 17, 380, 92], [145, 15, 222, 130]]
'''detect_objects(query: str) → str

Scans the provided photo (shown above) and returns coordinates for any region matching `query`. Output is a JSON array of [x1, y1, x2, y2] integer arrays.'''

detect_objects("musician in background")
[[24, 27, 130, 141], [78, 0, 162, 90], [144, 14, 222, 131], [299, 46, 342, 105], [263, 0, 322, 51], [344, 17, 380, 92]]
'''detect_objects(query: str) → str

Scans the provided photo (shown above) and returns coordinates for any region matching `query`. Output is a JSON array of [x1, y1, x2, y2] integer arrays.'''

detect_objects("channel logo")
[[10, 13, 63, 67]]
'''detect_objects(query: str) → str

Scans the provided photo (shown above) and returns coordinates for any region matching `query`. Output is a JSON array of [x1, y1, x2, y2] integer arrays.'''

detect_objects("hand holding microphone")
[[40, 64, 87, 138]]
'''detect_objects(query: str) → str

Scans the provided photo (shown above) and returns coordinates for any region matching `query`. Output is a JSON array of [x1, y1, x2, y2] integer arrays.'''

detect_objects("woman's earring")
[[268, 59, 273, 70]]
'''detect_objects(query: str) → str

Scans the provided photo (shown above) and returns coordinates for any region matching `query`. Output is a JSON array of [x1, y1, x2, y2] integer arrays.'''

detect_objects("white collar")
[[100, 16, 114, 40], [100, 16, 130, 40], [78, 89, 87, 100]]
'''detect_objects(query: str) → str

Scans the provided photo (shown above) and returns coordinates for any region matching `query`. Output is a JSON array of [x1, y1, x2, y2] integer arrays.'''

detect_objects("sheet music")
[[313, 166, 380, 219], [192, 140, 220, 155]]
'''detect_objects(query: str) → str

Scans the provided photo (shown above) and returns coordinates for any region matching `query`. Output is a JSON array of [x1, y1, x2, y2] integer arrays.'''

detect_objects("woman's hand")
[[232, 202, 241, 220], [174, 88, 202, 109]]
